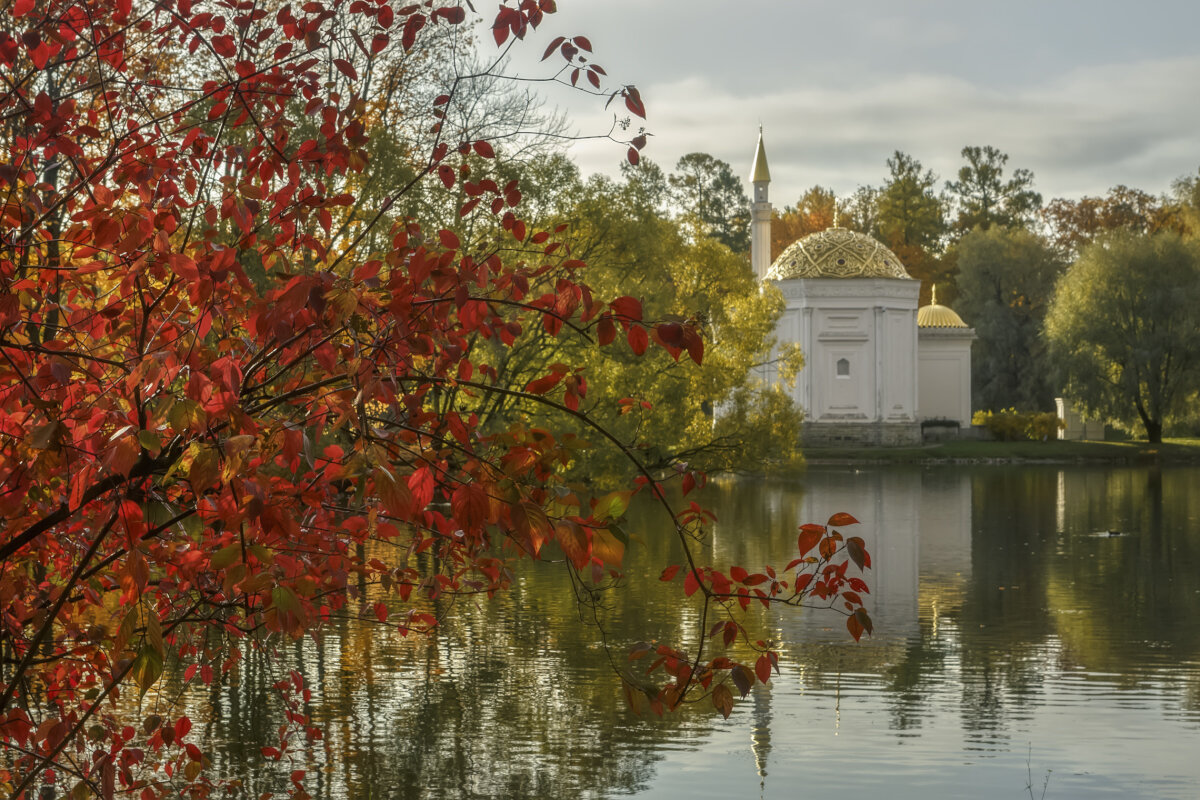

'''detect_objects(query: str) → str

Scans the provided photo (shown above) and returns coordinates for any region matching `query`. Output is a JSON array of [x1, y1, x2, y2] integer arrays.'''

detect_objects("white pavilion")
[[749, 131, 975, 445]]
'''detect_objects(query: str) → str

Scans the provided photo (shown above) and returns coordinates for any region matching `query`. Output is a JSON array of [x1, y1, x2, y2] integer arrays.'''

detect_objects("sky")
[[513, 0, 1200, 205]]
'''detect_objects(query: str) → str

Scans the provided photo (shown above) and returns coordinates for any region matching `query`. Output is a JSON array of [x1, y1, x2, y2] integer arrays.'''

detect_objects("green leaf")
[[210, 543, 242, 570], [131, 645, 163, 695], [145, 609, 164, 659], [593, 490, 631, 522], [137, 429, 162, 456]]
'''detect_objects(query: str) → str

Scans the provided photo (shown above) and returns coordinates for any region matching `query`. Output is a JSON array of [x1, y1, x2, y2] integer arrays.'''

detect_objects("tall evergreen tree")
[[669, 153, 751, 254], [946, 145, 1042, 233], [878, 151, 945, 251]]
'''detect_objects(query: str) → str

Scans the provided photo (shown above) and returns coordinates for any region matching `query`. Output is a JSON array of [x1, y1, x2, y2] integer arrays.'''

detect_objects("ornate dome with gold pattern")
[[917, 286, 969, 328], [765, 226, 912, 281]]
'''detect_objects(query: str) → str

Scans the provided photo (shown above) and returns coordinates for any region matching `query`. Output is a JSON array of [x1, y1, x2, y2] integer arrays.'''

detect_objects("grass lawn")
[[801, 438, 1200, 465]]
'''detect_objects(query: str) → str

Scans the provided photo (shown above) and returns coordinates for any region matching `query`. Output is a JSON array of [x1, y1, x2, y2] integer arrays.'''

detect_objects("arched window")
[[836, 358, 850, 378]]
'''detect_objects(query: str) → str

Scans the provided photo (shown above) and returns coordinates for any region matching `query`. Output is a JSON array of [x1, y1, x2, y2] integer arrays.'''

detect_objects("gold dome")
[[917, 287, 969, 328], [765, 227, 911, 280]]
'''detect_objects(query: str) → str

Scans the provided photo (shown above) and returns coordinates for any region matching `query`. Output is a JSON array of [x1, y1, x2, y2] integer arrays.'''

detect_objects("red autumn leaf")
[[755, 654, 773, 685], [683, 569, 701, 597], [473, 140, 495, 158], [828, 512, 859, 527], [402, 14, 425, 50], [627, 325, 648, 355], [541, 35, 566, 61], [333, 59, 358, 80], [624, 86, 646, 118], [847, 614, 864, 642], [610, 295, 642, 321], [846, 536, 871, 570], [797, 524, 825, 556], [659, 564, 680, 582], [597, 315, 616, 345], [438, 229, 460, 249], [730, 664, 753, 697], [525, 370, 564, 395]]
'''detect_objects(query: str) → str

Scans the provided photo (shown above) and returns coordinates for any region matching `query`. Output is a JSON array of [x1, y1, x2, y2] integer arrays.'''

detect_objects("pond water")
[[183, 465, 1200, 798]]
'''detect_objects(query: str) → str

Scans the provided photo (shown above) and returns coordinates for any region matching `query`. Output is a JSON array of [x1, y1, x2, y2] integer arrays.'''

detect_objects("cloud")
[[564, 56, 1200, 201]]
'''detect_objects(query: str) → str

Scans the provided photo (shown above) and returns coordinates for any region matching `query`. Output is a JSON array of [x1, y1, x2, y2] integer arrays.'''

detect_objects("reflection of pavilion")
[[713, 468, 973, 643], [722, 467, 975, 793], [789, 468, 970, 641]]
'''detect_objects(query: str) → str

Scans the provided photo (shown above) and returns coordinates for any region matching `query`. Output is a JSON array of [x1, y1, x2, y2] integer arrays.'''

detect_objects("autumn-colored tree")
[[1042, 185, 1182, 258], [770, 185, 838, 261], [1173, 167, 1200, 238], [0, 2, 870, 797]]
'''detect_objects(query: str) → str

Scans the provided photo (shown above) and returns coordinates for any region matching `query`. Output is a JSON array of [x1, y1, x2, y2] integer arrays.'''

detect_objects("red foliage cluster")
[[0, 1, 866, 796]]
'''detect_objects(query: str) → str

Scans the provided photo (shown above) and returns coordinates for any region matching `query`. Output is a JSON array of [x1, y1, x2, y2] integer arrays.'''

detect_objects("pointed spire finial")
[[833, 204, 840, 229], [932, 284, 938, 305], [750, 128, 770, 184]]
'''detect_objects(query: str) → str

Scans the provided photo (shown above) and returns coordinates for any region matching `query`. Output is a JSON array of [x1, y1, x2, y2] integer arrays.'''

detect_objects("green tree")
[[946, 145, 1042, 233], [669, 152, 751, 254], [877, 151, 948, 303], [878, 151, 946, 251], [1172, 167, 1200, 239], [954, 227, 1064, 411], [1045, 232, 1200, 442], [468, 157, 803, 476]]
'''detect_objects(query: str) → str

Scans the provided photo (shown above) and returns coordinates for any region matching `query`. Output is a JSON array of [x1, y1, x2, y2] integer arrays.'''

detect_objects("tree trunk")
[[1144, 418, 1163, 443]]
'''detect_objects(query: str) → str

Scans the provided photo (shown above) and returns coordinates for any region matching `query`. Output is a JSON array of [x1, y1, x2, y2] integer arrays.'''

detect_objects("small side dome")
[[918, 287, 969, 328], [766, 227, 911, 280]]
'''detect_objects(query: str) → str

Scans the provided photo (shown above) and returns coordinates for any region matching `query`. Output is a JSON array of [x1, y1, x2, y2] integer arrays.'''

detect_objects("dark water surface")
[[182, 466, 1200, 798]]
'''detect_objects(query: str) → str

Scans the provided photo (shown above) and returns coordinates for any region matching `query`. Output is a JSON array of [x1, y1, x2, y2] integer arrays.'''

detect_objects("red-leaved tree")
[[0, 2, 871, 796]]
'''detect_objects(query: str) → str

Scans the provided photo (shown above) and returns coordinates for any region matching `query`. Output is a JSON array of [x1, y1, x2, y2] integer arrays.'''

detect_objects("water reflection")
[[179, 466, 1200, 799]]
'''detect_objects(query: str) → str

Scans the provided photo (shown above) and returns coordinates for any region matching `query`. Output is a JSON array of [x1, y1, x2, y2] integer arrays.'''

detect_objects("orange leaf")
[[828, 512, 859, 527], [554, 520, 589, 570], [712, 683, 733, 719]]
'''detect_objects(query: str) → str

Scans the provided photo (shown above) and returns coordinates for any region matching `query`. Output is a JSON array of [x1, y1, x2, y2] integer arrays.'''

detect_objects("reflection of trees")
[[187, 565, 702, 799], [145, 467, 1200, 796], [1046, 468, 1200, 682], [952, 468, 1059, 740]]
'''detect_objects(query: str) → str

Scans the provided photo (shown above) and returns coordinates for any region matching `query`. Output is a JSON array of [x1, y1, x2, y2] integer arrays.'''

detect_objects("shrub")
[[972, 408, 1066, 441]]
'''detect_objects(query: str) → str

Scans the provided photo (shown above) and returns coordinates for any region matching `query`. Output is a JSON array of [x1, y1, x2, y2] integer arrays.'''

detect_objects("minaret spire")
[[750, 127, 772, 282]]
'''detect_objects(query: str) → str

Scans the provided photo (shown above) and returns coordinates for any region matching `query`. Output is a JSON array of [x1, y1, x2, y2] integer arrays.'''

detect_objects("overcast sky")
[[515, 0, 1200, 204]]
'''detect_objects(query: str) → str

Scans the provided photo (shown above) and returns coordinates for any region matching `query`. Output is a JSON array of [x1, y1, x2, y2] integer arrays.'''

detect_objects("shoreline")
[[799, 438, 1200, 467]]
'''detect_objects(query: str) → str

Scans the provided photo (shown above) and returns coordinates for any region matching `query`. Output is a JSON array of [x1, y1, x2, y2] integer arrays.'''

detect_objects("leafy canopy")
[[1046, 232, 1200, 442], [0, 1, 870, 797]]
